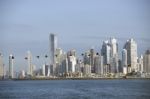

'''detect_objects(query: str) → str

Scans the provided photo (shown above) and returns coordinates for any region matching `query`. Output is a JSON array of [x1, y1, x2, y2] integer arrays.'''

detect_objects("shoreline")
[[9, 77, 150, 81]]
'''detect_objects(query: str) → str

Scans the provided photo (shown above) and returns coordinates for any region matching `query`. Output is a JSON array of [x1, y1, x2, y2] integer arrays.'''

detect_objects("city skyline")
[[0, 0, 150, 72], [0, 33, 149, 77]]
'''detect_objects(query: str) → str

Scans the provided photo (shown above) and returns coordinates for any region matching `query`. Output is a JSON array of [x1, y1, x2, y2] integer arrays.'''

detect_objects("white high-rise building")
[[9, 54, 14, 78], [110, 38, 118, 57], [124, 38, 137, 72], [42, 64, 50, 77], [0, 53, 4, 78], [137, 55, 143, 73], [68, 55, 76, 73], [110, 38, 119, 73], [27, 51, 33, 76], [122, 49, 127, 74], [101, 41, 111, 74], [143, 49, 150, 74], [49, 33, 57, 74]]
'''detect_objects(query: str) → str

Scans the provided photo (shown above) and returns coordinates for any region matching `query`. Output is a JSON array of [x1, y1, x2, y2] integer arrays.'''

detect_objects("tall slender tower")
[[9, 54, 14, 78], [110, 38, 119, 73], [124, 38, 137, 72], [101, 40, 111, 74], [49, 33, 57, 74], [27, 51, 33, 76], [122, 49, 127, 74]]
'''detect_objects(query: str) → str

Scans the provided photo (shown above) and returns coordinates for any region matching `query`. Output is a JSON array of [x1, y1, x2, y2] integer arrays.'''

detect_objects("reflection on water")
[[0, 80, 150, 99]]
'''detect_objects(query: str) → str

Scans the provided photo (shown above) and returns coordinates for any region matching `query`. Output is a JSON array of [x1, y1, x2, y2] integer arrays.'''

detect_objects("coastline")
[[9, 77, 150, 81]]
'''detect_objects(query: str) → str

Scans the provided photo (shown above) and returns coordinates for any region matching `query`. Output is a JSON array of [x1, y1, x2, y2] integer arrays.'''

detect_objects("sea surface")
[[0, 79, 150, 99]]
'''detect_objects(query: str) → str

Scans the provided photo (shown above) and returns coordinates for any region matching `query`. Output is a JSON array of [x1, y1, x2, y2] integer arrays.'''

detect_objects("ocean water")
[[0, 79, 150, 99]]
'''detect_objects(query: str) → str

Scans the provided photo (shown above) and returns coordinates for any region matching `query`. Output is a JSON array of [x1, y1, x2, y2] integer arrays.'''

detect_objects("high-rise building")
[[143, 49, 150, 73], [137, 55, 143, 73], [67, 49, 77, 73], [110, 38, 119, 73], [122, 49, 127, 74], [75, 59, 82, 73], [101, 41, 111, 65], [124, 38, 137, 72], [83, 64, 91, 76], [90, 49, 96, 73], [83, 51, 91, 65], [27, 51, 33, 76], [62, 57, 68, 74], [49, 33, 57, 74], [68, 55, 76, 73], [55, 48, 64, 75], [94, 53, 103, 75], [110, 38, 118, 57], [42, 64, 50, 77], [9, 54, 14, 78], [0, 53, 4, 78], [101, 40, 111, 74]]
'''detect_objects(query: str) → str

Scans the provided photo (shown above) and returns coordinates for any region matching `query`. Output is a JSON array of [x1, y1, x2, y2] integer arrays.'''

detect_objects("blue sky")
[[0, 0, 150, 72]]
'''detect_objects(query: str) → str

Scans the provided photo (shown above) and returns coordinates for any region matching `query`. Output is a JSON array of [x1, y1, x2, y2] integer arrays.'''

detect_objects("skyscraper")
[[101, 40, 111, 74], [124, 38, 137, 72], [101, 41, 111, 65], [67, 49, 77, 73], [0, 53, 4, 78], [94, 53, 103, 75], [27, 51, 33, 76], [90, 48, 96, 73], [49, 33, 57, 74], [9, 54, 14, 78], [55, 48, 64, 75], [122, 49, 127, 74], [110, 38, 119, 73], [137, 55, 143, 73], [68, 55, 76, 73], [143, 49, 150, 73]]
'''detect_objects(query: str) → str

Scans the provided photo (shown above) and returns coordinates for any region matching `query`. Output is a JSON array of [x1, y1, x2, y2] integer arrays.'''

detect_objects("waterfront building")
[[0, 53, 4, 78], [90, 48, 96, 73], [49, 33, 58, 75], [9, 54, 14, 78], [137, 55, 143, 73], [122, 49, 127, 74], [68, 55, 76, 73], [83, 64, 91, 76], [42, 64, 50, 77], [124, 38, 138, 72], [75, 59, 82, 73], [18, 70, 25, 78], [83, 51, 91, 65], [55, 48, 62, 74], [27, 51, 33, 76], [101, 41, 111, 65], [94, 53, 103, 75], [143, 49, 150, 74], [110, 38, 119, 73], [61, 56, 68, 75]]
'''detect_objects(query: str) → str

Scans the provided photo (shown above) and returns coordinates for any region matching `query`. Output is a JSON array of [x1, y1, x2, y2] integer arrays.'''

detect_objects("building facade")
[[124, 38, 137, 72], [49, 33, 57, 75], [9, 54, 14, 78], [27, 51, 33, 76]]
